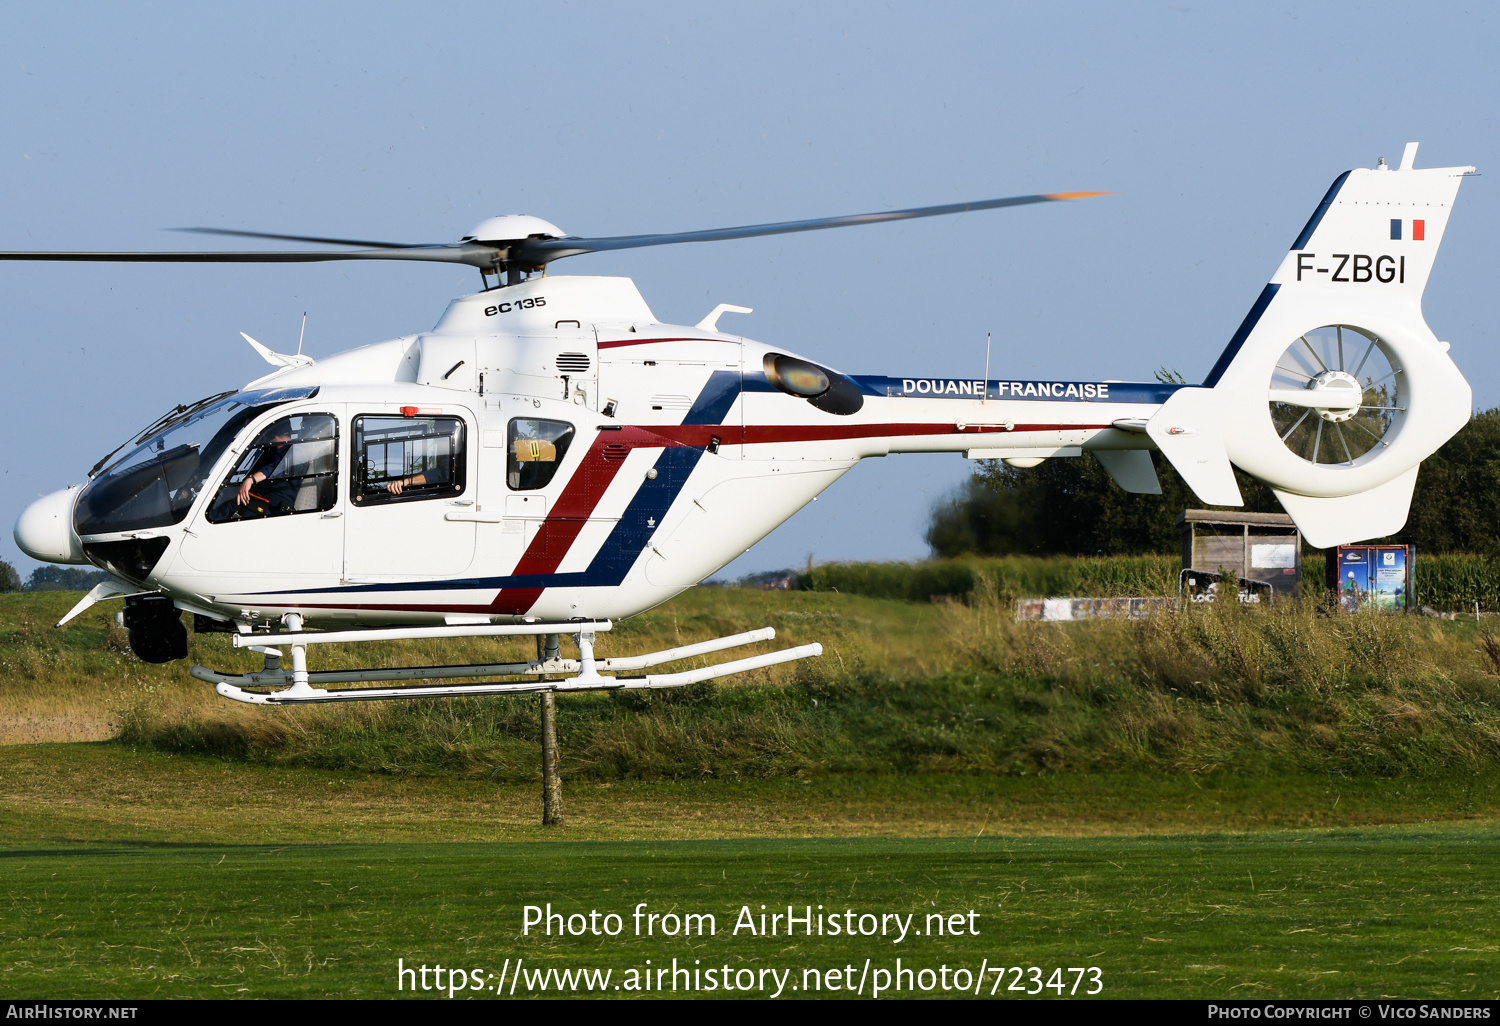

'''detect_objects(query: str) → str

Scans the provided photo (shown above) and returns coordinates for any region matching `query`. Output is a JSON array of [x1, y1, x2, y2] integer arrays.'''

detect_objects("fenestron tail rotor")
[[1268, 325, 1404, 466], [0, 191, 1108, 283]]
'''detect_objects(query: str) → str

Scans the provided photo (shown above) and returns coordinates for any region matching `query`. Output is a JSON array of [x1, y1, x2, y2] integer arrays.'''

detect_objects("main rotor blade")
[[172, 227, 420, 249], [514, 191, 1109, 263], [2, 191, 1107, 272], [0, 243, 499, 267]]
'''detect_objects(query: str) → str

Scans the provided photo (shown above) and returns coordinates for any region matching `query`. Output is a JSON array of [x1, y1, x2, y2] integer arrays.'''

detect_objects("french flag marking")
[[1391, 218, 1425, 241]]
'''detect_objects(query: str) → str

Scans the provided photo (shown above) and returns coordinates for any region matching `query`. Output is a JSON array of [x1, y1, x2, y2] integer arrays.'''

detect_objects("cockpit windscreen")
[[75, 387, 318, 536]]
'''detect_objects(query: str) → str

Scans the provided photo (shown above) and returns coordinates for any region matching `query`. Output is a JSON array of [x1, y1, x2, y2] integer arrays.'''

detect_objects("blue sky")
[[3, 2, 1497, 578]]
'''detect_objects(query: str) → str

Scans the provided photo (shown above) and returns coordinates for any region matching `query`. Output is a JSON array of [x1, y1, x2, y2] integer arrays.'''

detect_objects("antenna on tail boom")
[[982, 332, 992, 404]]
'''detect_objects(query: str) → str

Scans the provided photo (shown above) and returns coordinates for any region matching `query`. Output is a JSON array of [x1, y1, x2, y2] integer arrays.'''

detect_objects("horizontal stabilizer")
[[1272, 466, 1419, 549], [1146, 387, 1243, 506], [55, 578, 151, 628], [1094, 449, 1161, 494]]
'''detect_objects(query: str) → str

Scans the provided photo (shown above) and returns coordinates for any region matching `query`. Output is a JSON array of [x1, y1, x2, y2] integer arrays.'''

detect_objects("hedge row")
[[799, 553, 1500, 611], [798, 555, 1180, 603]]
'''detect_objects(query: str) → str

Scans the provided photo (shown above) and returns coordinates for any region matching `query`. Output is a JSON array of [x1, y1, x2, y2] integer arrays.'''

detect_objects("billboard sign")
[[1334, 545, 1413, 612]]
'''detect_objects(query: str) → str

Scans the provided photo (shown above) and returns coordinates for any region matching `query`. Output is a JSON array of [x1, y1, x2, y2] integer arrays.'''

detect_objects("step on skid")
[[192, 618, 821, 705]]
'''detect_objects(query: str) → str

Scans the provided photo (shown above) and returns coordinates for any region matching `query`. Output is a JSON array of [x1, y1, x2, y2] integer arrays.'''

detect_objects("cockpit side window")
[[206, 414, 339, 524], [352, 415, 466, 505], [507, 418, 575, 491]]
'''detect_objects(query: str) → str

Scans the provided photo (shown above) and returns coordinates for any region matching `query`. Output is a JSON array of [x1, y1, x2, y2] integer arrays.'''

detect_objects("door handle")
[[321, 511, 343, 519]]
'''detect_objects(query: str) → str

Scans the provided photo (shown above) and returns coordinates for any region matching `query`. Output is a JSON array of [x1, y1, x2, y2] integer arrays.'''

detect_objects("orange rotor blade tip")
[[1042, 191, 1114, 201]]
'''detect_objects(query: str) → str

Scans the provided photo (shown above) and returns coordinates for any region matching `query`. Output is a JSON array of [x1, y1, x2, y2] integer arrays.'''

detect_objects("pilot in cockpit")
[[235, 427, 298, 511], [206, 412, 340, 523]]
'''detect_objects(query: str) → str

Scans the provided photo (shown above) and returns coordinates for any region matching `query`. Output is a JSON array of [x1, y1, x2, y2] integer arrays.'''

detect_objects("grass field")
[[2, 824, 1496, 999], [2, 588, 1499, 999]]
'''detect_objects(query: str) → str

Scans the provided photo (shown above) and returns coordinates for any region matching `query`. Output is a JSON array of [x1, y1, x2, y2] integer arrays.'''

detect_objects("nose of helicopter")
[[14, 486, 88, 564]]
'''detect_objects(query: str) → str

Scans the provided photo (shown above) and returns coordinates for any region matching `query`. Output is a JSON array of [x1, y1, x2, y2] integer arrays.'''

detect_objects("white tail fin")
[[1153, 144, 1476, 547]]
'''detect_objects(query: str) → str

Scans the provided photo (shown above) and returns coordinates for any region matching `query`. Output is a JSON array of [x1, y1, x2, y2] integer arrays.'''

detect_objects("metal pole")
[[540, 691, 563, 827]]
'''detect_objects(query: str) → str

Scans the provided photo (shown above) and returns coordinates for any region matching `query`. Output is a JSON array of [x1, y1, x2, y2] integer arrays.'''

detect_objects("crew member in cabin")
[[386, 473, 427, 495], [223, 413, 339, 519], [235, 428, 299, 512]]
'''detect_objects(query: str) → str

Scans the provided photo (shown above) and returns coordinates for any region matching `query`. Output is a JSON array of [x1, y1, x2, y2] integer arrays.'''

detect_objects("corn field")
[[801, 553, 1500, 612]]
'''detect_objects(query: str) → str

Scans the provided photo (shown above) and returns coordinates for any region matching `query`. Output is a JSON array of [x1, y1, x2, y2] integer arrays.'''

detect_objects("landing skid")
[[192, 619, 821, 705]]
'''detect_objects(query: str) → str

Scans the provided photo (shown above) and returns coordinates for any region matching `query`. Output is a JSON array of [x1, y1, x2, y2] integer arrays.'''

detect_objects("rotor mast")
[[479, 241, 548, 289]]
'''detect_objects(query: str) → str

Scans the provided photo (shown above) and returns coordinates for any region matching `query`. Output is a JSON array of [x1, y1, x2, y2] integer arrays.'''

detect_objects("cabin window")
[[206, 413, 339, 523], [352, 415, 466, 505], [508, 418, 575, 491]]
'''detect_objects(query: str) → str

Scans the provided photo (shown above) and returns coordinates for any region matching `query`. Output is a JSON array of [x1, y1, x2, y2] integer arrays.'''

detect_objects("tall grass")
[[7, 586, 1497, 781], [100, 583, 1500, 781], [938, 577, 1500, 776]]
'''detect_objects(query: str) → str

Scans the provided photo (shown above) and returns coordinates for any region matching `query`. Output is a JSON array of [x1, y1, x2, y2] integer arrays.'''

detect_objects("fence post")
[[541, 691, 563, 828]]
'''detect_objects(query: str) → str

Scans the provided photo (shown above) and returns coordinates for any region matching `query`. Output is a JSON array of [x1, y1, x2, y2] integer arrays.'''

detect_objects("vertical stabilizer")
[[1155, 145, 1476, 547]]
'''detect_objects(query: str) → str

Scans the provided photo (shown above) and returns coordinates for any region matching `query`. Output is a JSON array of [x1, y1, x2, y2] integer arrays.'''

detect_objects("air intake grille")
[[557, 352, 591, 373], [601, 443, 629, 462]]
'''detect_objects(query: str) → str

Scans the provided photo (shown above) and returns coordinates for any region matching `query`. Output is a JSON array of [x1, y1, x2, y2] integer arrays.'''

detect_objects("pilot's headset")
[[250, 418, 294, 449]]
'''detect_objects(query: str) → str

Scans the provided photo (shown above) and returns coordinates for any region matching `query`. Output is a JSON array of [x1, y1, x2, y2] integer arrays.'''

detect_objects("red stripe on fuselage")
[[597, 336, 718, 350], [487, 431, 637, 613], [636, 422, 1113, 446]]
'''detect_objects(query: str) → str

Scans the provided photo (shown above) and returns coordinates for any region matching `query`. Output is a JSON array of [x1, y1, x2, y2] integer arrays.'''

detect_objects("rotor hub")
[[462, 215, 567, 245], [1309, 370, 1362, 422]]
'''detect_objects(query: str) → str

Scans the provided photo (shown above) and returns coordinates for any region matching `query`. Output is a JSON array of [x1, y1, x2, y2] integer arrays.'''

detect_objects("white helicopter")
[[9, 143, 1476, 707]]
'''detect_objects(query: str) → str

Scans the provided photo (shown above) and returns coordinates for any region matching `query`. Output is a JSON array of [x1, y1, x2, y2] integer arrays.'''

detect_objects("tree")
[[0, 560, 20, 593], [1393, 409, 1500, 554], [926, 453, 1281, 557], [25, 566, 112, 591]]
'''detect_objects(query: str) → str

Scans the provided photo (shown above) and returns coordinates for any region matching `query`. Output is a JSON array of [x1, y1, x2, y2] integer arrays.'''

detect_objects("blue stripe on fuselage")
[[683, 369, 743, 425], [852, 376, 1181, 404], [556, 368, 738, 586]]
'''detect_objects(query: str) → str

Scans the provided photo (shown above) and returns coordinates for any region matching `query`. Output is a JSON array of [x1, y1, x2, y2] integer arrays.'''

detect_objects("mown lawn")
[[4, 745, 1500, 844], [1, 829, 1496, 999]]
